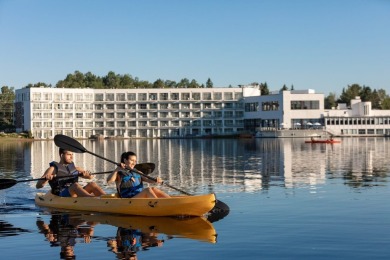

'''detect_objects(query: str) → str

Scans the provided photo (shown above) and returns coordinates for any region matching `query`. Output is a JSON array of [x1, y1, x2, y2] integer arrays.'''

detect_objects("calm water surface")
[[1, 137, 390, 259]]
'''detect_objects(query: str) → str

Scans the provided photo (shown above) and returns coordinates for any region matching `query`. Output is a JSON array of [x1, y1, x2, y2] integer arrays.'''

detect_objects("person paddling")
[[36, 148, 106, 197], [107, 151, 170, 198]]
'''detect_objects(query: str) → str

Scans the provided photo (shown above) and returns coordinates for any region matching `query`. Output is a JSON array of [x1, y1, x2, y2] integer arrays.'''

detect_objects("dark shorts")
[[58, 187, 71, 197]]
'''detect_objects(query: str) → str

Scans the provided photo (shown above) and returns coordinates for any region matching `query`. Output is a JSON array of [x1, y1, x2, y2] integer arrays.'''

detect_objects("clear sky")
[[1, 0, 389, 95]]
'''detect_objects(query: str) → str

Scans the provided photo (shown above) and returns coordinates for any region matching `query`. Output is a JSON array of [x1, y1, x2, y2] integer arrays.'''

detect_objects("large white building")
[[14, 86, 390, 138], [14, 86, 260, 139]]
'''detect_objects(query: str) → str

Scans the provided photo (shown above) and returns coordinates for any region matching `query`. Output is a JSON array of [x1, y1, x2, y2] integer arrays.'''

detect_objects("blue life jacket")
[[118, 170, 143, 198], [48, 161, 79, 196]]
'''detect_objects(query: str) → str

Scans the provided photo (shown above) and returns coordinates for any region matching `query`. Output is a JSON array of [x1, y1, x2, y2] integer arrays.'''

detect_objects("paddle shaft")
[[0, 171, 112, 190], [84, 149, 191, 195]]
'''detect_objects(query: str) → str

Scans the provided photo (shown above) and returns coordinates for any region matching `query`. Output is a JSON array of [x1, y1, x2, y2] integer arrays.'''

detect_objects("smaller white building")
[[243, 89, 324, 132], [325, 96, 390, 136]]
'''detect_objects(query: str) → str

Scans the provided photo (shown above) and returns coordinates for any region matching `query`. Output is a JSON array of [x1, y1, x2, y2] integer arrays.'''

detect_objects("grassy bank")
[[0, 133, 34, 142]]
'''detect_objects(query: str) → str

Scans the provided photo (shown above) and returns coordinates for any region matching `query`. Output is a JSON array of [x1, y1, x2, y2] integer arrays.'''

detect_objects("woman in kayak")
[[107, 151, 170, 198], [36, 148, 106, 197]]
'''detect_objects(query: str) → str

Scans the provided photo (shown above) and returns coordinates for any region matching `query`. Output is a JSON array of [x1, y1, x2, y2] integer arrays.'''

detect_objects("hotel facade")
[[14, 86, 390, 138], [14, 86, 260, 139]]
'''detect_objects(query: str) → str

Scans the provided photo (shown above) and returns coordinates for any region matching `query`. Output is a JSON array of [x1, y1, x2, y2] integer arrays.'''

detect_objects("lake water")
[[1, 137, 390, 259]]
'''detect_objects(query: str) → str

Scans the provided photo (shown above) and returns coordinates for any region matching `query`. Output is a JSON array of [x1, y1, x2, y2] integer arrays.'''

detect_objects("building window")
[[171, 93, 179, 100], [262, 101, 279, 111], [117, 93, 125, 101], [116, 104, 126, 110], [203, 93, 211, 100], [181, 93, 190, 100], [106, 94, 114, 101], [95, 94, 104, 101], [192, 93, 201, 100], [160, 93, 168, 100], [128, 93, 136, 101], [213, 92, 222, 100], [291, 100, 319, 110], [245, 103, 258, 112], [138, 93, 147, 101], [224, 92, 233, 100]]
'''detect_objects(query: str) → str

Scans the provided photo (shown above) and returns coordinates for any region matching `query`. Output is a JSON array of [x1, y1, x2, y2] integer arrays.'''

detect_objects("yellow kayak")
[[35, 192, 216, 217], [83, 213, 217, 243]]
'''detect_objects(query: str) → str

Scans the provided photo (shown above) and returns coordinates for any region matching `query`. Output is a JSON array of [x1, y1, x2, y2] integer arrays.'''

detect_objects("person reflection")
[[107, 226, 164, 260], [36, 213, 95, 259]]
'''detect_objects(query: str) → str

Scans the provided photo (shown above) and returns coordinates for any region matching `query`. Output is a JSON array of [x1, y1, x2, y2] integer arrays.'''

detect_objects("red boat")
[[305, 139, 341, 144]]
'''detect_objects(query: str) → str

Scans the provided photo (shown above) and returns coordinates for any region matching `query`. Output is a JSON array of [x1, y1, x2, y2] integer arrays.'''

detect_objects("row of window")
[[32, 119, 244, 128], [33, 102, 242, 110], [32, 111, 243, 119], [29, 92, 242, 102], [326, 117, 390, 125], [341, 129, 390, 135]]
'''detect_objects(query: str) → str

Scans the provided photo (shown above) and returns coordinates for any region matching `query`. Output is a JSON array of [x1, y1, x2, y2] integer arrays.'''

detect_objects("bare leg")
[[151, 187, 170, 198], [69, 183, 95, 197], [84, 182, 106, 196], [132, 187, 158, 198]]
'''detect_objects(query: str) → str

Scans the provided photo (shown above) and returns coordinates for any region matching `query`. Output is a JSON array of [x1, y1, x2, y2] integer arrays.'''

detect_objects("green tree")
[[337, 84, 362, 105], [103, 71, 121, 89], [324, 92, 337, 109], [85, 72, 104, 89], [260, 82, 269, 95], [370, 89, 381, 109], [120, 74, 135, 89], [177, 78, 190, 88], [164, 80, 177, 88], [382, 97, 390, 109], [360, 85, 372, 102], [188, 79, 199, 88], [280, 84, 288, 91], [26, 82, 51, 88], [153, 79, 165, 88], [206, 78, 213, 88], [0, 86, 15, 127]]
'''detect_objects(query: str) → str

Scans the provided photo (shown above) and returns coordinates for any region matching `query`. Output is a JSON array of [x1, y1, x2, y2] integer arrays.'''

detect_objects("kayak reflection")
[[83, 213, 217, 244], [81, 214, 217, 260], [35, 210, 223, 259], [36, 213, 96, 259]]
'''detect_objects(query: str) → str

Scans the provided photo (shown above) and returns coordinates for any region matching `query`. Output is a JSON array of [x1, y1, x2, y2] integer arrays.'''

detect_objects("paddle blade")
[[0, 179, 17, 190], [134, 163, 155, 175], [54, 135, 86, 153]]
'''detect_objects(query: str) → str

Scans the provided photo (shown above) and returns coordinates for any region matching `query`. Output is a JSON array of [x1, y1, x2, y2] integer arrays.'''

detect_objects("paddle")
[[0, 163, 155, 191], [54, 134, 230, 212], [0, 171, 112, 190]]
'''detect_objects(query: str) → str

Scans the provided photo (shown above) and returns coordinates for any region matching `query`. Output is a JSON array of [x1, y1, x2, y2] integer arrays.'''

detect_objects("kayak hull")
[[35, 192, 216, 217]]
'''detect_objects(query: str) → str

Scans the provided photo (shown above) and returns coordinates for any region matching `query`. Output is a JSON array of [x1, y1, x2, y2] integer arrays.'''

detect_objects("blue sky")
[[1, 0, 389, 95]]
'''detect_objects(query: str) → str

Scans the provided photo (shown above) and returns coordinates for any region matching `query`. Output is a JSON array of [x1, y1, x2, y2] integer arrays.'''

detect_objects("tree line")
[[25, 71, 214, 89]]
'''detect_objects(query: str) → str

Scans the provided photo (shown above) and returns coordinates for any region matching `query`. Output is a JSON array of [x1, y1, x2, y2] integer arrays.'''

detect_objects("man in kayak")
[[36, 148, 106, 197], [107, 151, 170, 198]]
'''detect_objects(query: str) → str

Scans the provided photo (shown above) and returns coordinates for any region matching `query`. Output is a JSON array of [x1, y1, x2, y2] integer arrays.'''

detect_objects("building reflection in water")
[[27, 138, 390, 192]]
